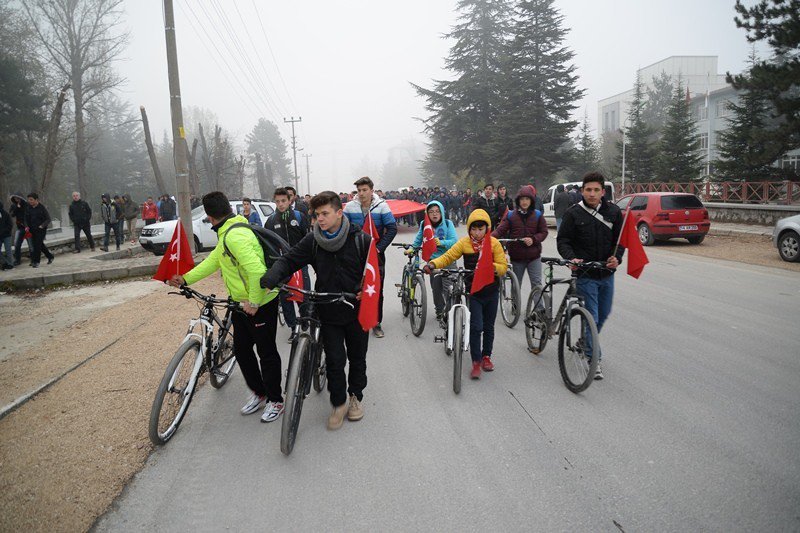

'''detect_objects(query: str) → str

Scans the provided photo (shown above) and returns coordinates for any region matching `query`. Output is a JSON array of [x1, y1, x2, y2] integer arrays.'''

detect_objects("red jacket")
[[141, 202, 158, 220], [491, 185, 548, 262]]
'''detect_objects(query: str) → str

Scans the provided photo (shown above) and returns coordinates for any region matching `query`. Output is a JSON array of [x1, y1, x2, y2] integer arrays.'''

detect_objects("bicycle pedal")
[[434, 336, 445, 343]]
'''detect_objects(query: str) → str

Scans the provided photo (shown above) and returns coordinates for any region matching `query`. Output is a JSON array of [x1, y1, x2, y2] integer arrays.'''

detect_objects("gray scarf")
[[313, 215, 351, 252]]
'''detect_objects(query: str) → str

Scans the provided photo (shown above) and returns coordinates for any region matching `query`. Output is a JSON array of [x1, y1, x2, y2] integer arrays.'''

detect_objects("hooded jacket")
[[491, 185, 548, 263], [122, 194, 138, 220], [429, 209, 508, 298], [183, 214, 277, 306], [9, 194, 27, 229], [100, 195, 121, 224], [411, 200, 457, 260], [343, 192, 397, 253]]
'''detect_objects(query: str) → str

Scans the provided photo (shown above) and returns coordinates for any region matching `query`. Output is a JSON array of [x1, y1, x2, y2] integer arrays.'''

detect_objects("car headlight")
[[151, 228, 163, 236]]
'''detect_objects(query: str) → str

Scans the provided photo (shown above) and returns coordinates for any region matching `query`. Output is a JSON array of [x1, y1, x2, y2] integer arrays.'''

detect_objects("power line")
[[250, 0, 298, 112]]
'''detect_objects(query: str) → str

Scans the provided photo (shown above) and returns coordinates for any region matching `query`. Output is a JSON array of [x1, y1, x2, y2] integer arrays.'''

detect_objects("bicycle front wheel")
[[281, 334, 311, 455], [149, 338, 203, 445], [452, 307, 464, 394], [525, 287, 550, 354], [558, 306, 599, 394], [500, 271, 521, 328], [312, 341, 327, 393], [410, 273, 427, 337], [209, 327, 237, 389], [278, 305, 286, 327], [400, 270, 411, 317]]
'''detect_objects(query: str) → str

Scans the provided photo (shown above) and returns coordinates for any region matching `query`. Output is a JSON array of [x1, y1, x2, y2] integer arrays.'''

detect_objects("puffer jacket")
[[491, 185, 548, 262], [183, 214, 278, 305], [411, 200, 458, 260]]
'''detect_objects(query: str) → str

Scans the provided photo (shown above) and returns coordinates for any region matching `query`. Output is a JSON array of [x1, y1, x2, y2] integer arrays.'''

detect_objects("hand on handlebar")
[[404, 248, 415, 257], [606, 256, 619, 269], [568, 258, 583, 271], [422, 263, 433, 275], [167, 274, 185, 288], [522, 237, 533, 247]]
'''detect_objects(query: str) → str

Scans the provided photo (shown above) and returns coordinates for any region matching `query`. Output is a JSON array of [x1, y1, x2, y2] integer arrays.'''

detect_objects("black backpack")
[[222, 223, 292, 269]]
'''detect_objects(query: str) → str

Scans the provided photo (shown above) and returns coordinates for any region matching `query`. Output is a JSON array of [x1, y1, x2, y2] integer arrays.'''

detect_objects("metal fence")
[[617, 181, 800, 205]]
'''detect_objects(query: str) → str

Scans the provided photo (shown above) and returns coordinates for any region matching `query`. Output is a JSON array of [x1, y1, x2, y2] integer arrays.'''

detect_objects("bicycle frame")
[[443, 274, 470, 354], [171, 301, 235, 393]]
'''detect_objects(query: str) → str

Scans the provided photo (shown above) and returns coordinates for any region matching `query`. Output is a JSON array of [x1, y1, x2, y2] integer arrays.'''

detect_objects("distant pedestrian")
[[8, 193, 30, 266], [68, 191, 95, 253], [241, 197, 261, 226], [24, 193, 54, 267], [159, 194, 177, 221], [553, 184, 571, 231], [142, 197, 158, 226], [0, 200, 14, 269], [121, 194, 139, 244], [568, 185, 581, 205], [100, 193, 122, 252]]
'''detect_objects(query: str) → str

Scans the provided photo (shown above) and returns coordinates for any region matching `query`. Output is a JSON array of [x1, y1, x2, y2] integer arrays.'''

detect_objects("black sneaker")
[[31, 262, 39, 268], [47, 257, 54, 264], [373, 324, 385, 338], [73, 249, 81, 253]]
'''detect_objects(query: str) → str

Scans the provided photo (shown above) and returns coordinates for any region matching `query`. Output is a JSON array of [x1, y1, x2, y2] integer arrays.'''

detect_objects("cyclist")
[[423, 209, 508, 380], [556, 172, 624, 380], [491, 185, 548, 295], [410, 199, 458, 324], [343, 176, 397, 338], [264, 187, 310, 344], [167, 192, 284, 423], [261, 191, 371, 431]]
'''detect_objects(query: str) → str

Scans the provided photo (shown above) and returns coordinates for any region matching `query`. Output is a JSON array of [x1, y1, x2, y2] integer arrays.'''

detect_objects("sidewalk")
[[707, 221, 773, 237]]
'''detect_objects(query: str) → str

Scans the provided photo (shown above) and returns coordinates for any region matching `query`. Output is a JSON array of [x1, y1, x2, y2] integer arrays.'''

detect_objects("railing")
[[617, 181, 800, 205]]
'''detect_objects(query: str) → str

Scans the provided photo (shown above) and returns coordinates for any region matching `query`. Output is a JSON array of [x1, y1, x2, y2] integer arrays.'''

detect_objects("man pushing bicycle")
[[167, 192, 285, 423]]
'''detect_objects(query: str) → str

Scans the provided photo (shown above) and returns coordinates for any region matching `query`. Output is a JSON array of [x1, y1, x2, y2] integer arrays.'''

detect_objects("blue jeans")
[[556, 218, 562, 231], [14, 228, 31, 264], [280, 266, 311, 328], [576, 275, 614, 360], [468, 287, 499, 363], [1, 236, 13, 266]]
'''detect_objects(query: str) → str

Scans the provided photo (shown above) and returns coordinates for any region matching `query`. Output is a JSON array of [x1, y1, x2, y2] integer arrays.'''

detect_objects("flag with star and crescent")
[[357, 233, 381, 331], [152, 221, 195, 282]]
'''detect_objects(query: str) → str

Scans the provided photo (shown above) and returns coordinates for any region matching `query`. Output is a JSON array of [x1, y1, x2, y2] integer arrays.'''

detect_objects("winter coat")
[[343, 192, 397, 253], [264, 208, 308, 247], [261, 221, 370, 326], [9, 195, 27, 229], [496, 194, 514, 217], [556, 198, 625, 280], [0, 202, 12, 239], [160, 198, 177, 221], [183, 214, 277, 306], [25, 203, 51, 231], [69, 199, 92, 225], [122, 194, 138, 220], [141, 202, 158, 220], [411, 200, 458, 260], [554, 190, 571, 218], [473, 195, 500, 227], [100, 201, 121, 224], [492, 186, 548, 263], [429, 209, 508, 298]]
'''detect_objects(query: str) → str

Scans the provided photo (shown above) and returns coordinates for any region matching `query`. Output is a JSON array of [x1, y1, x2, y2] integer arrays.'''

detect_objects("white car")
[[139, 200, 275, 255], [540, 181, 616, 224]]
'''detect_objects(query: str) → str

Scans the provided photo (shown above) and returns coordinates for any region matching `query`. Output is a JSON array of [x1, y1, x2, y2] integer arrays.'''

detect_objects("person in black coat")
[[553, 184, 571, 231], [24, 193, 54, 267], [9, 194, 30, 265], [68, 191, 95, 252], [261, 191, 370, 431], [0, 200, 14, 269]]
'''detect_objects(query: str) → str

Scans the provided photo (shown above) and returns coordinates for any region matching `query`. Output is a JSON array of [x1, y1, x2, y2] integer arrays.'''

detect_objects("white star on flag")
[[365, 284, 376, 297], [169, 253, 178, 262]]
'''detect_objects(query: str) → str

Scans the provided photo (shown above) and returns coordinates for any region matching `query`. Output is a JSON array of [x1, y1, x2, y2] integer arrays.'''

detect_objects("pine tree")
[[490, 0, 584, 188], [413, 0, 512, 183], [571, 110, 601, 176], [624, 73, 657, 182], [642, 72, 675, 140], [716, 50, 786, 181], [656, 80, 705, 182], [245, 118, 292, 186]]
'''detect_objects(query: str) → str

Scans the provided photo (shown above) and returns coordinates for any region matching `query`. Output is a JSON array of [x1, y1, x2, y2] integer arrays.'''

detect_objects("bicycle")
[[496, 239, 523, 328], [391, 243, 427, 337], [149, 286, 240, 445], [279, 285, 356, 456], [429, 267, 471, 394], [523, 257, 608, 393]]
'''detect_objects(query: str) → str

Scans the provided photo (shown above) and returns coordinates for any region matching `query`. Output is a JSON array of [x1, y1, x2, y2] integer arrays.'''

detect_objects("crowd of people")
[[168, 171, 626, 431]]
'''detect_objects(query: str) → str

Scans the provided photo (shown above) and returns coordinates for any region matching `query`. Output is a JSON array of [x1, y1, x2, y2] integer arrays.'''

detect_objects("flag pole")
[[612, 207, 631, 258]]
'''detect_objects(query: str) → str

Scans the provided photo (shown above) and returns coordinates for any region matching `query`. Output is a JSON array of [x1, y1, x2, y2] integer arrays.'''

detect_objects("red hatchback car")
[[615, 192, 711, 245]]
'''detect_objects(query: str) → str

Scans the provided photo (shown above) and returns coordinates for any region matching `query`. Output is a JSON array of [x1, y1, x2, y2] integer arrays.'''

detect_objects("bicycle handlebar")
[[427, 267, 474, 276], [391, 243, 418, 250], [169, 286, 241, 309], [540, 256, 610, 270], [279, 284, 358, 309]]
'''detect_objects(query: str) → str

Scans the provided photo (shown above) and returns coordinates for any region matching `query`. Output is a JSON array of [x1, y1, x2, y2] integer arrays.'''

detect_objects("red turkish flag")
[[363, 211, 379, 240], [617, 210, 649, 278], [470, 235, 495, 294], [152, 221, 195, 282], [286, 269, 305, 302], [421, 211, 437, 262], [357, 237, 381, 331]]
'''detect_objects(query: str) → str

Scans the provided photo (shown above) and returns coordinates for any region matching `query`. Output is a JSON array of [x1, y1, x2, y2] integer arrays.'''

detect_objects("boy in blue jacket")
[[410, 200, 458, 323]]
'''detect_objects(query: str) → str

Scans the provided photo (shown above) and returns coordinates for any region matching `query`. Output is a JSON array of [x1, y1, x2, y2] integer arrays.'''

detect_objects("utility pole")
[[163, 0, 194, 252], [302, 153, 312, 195], [284, 116, 302, 193]]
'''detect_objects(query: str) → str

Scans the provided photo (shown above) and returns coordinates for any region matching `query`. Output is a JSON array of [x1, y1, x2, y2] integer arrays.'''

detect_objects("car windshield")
[[191, 206, 206, 220], [661, 195, 703, 209]]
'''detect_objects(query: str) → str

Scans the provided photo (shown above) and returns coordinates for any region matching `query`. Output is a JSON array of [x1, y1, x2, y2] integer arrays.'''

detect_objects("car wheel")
[[638, 223, 654, 246], [778, 230, 800, 262], [687, 235, 705, 245], [194, 236, 203, 253]]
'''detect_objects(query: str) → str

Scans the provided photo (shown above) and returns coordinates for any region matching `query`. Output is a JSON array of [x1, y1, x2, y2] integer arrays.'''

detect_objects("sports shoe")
[[72, 249, 81, 254], [327, 403, 348, 430], [594, 363, 604, 380], [260, 401, 284, 423], [470, 362, 481, 380], [373, 324, 385, 338], [240, 393, 265, 415], [346, 394, 363, 421], [47, 257, 54, 264], [481, 356, 494, 372]]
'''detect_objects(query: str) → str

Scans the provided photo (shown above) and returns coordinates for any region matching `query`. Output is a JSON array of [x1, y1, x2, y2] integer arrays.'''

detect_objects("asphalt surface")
[[95, 228, 800, 532]]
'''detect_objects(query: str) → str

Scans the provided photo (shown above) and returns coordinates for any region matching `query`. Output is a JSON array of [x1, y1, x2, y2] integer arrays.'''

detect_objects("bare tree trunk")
[[212, 126, 224, 192], [38, 82, 70, 203], [140, 106, 167, 195], [198, 123, 214, 192], [234, 155, 245, 198], [72, 76, 89, 200], [255, 153, 274, 199], [188, 138, 199, 196], [264, 162, 275, 199]]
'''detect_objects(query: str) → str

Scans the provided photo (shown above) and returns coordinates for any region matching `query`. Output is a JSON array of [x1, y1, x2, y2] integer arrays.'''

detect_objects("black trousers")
[[30, 228, 52, 264], [231, 297, 283, 403], [378, 251, 386, 324], [14, 228, 30, 263], [73, 221, 95, 250], [320, 319, 368, 406], [103, 222, 120, 248]]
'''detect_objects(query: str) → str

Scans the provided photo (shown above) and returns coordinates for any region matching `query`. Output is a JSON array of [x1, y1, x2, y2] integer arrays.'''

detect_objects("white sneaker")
[[241, 393, 265, 415], [261, 401, 284, 423], [594, 363, 604, 380]]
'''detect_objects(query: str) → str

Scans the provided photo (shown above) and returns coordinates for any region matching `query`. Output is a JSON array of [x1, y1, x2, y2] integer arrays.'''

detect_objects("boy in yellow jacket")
[[424, 209, 508, 379]]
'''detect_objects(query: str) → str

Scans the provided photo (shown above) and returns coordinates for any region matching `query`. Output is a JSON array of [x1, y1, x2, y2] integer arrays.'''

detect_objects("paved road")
[[95, 230, 800, 532]]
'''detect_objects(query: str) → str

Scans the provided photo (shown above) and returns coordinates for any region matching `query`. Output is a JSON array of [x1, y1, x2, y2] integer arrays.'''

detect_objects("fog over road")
[[96, 234, 800, 532]]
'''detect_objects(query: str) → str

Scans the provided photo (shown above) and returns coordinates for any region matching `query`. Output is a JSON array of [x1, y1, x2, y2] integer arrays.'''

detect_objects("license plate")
[[679, 225, 698, 231]]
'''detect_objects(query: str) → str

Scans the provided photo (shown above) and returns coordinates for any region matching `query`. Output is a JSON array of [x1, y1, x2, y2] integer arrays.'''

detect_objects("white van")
[[541, 181, 615, 224]]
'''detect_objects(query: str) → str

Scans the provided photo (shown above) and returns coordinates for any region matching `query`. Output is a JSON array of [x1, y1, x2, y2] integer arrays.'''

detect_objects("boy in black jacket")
[[261, 191, 370, 431]]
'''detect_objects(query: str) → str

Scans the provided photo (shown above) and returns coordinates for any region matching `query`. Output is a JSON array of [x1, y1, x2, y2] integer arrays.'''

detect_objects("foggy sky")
[[117, 0, 758, 194]]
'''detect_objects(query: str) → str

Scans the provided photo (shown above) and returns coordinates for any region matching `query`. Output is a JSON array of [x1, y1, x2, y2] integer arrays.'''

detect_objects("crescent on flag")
[[365, 262, 376, 281]]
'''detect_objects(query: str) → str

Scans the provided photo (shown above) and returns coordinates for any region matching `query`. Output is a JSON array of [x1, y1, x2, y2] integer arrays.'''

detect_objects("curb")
[[1, 263, 159, 290]]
